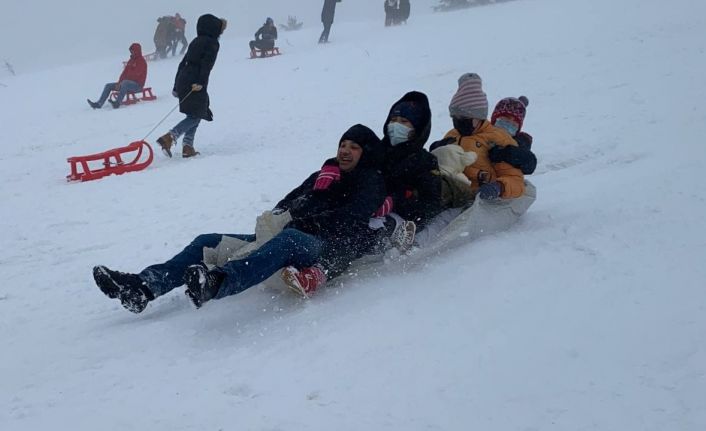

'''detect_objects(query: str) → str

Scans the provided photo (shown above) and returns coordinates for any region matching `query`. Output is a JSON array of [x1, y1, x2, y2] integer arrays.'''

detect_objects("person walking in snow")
[[319, 0, 342, 43], [93, 124, 386, 313], [398, 0, 411, 24], [249, 17, 278, 56], [157, 14, 227, 158], [170, 13, 188, 57], [384, 0, 400, 26], [87, 43, 147, 110], [154, 16, 175, 59]]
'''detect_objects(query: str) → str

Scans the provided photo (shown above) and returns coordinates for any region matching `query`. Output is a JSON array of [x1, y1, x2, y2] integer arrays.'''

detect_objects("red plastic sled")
[[249, 47, 281, 59], [66, 140, 154, 182], [109, 87, 157, 106]]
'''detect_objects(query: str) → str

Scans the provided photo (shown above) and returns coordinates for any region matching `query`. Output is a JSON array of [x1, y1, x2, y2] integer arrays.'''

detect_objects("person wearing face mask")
[[440, 73, 526, 200], [92, 124, 386, 312], [488, 96, 537, 176], [380, 91, 444, 230]]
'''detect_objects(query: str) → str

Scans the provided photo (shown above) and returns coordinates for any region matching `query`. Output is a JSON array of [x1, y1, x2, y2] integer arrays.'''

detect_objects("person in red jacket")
[[87, 43, 147, 109]]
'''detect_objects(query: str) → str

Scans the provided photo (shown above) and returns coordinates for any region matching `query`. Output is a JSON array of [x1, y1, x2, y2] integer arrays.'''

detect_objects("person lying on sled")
[[93, 124, 386, 313]]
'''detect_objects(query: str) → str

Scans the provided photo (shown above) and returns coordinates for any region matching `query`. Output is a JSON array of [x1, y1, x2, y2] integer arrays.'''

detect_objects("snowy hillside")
[[2, 0, 706, 430]]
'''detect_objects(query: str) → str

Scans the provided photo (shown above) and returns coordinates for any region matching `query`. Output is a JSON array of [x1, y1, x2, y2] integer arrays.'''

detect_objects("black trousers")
[[319, 22, 332, 43]]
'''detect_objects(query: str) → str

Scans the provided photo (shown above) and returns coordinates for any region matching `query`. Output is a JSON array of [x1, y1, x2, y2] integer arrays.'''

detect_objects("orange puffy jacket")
[[443, 120, 525, 198]]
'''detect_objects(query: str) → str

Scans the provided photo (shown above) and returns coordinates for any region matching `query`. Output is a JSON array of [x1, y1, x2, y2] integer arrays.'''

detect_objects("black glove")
[[488, 146, 537, 175]]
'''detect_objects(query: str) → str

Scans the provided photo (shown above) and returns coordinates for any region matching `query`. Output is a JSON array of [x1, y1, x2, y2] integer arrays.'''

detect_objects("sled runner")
[[122, 52, 158, 66], [109, 87, 157, 106], [66, 140, 154, 182], [249, 47, 281, 59]]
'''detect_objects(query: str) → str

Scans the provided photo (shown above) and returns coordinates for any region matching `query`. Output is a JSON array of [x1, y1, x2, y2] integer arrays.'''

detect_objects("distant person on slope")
[[154, 16, 175, 59], [170, 13, 188, 56], [384, 0, 399, 26], [249, 17, 278, 56], [320, 0, 342, 43], [92, 125, 386, 313], [87, 43, 147, 110], [398, 0, 411, 24], [157, 14, 227, 159]]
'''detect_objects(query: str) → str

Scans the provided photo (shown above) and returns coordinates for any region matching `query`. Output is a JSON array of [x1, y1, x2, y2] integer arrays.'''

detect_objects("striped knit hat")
[[448, 73, 488, 119]]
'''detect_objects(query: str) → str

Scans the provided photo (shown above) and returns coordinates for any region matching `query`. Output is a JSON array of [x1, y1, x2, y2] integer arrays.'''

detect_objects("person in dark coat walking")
[[157, 14, 227, 158], [92, 124, 386, 313], [249, 17, 278, 55], [319, 0, 342, 43], [170, 13, 188, 56]]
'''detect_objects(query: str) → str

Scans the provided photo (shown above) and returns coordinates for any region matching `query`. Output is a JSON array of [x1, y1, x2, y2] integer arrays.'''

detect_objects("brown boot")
[[157, 133, 175, 158], [182, 144, 200, 158]]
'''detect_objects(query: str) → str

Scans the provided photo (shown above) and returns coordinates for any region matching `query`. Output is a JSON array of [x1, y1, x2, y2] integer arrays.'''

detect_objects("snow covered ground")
[[2, 0, 706, 429]]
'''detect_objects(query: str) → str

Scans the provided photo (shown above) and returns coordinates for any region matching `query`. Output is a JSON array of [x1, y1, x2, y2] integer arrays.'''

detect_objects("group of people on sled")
[[91, 26, 537, 313]]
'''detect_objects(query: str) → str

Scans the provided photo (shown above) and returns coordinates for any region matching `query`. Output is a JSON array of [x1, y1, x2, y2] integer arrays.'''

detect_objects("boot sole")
[[281, 269, 310, 298], [183, 266, 206, 308], [93, 265, 120, 298], [93, 266, 149, 313]]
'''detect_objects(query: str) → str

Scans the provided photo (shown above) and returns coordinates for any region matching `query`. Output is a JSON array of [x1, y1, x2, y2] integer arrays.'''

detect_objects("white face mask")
[[387, 122, 413, 146], [494, 118, 519, 136]]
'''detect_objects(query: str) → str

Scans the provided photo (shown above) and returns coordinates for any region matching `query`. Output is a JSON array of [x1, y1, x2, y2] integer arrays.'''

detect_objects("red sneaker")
[[281, 265, 327, 298]]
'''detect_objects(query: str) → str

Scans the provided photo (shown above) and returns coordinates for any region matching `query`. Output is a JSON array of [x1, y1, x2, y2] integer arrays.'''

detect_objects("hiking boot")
[[157, 132, 175, 158], [87, 99, 100, 109], [109, 99, 120, 109], [391, 220, 416, 252], [182, 144, 200, 158], [184, 264, 224, 308], [93, 265, 155, 313], [281, 265, 326, 298]]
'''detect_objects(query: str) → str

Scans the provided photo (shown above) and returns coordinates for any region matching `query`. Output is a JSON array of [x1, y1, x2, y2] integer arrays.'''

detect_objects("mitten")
[[313, 165, 341, 190], [478, 182, 503, 200], [429, 137, 456, 152]]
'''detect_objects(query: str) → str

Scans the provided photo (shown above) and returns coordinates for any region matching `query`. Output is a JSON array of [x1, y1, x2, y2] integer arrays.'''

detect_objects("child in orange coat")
[[441, 73, 525, 199]]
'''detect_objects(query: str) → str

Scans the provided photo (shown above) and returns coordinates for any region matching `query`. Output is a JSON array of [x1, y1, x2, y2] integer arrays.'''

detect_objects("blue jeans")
[[170, 115, 201, 148], [95, 80, 141, 107], [140, 229, 323, 300]]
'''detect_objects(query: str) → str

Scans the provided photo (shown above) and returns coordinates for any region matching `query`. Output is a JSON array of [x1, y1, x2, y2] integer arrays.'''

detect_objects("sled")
[[122, 52, 158, 66], [109, 87, 157, 106], [249, 47, 281, 59], [66, 140, 154, 182]]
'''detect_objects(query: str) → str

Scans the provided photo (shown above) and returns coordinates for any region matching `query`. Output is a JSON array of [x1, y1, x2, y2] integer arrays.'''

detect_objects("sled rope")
[[140, 89, 194, 141]]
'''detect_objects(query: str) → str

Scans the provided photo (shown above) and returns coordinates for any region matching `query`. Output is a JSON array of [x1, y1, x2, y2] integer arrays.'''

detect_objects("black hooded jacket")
[[275, 125, 386, 253], [173, 14, 223, 121], [381, 91, 443, 228]]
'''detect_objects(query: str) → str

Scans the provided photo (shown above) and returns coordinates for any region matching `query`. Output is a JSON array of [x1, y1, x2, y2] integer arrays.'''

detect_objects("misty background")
[[0, 0, 439, 73]]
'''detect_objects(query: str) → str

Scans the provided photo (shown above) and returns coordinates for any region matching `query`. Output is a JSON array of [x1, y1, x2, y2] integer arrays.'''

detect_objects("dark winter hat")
[[383, 91, 432, 151], [266, 17, 274, 24], [197, 14, 225, 38], [491, 96, 529, 131], [340, 124, 384, 169], [391, 101, 427, 135], [449, 73, 488, 119]]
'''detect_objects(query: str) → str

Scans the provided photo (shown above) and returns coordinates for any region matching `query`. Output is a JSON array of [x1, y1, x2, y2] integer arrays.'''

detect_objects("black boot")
[[87, 99, 100, 109], [184, 264, 224, 308], [93, 265, 155, 313]]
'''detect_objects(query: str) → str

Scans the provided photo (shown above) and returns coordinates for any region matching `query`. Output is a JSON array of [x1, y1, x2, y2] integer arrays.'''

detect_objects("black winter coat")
[[255, 24, 278, 41], [381, 91, 443, 228], [173, 14, 223, 121], [322, 0, 342, 25]]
